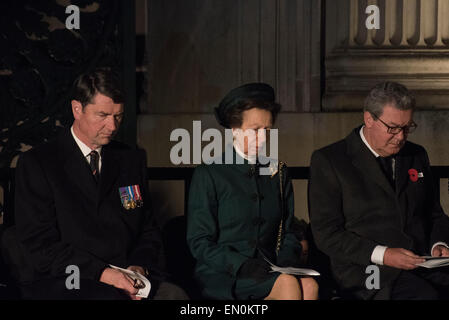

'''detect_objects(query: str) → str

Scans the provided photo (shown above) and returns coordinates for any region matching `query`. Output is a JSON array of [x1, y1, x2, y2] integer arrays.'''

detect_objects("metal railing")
[[2, 166, 449, 227]]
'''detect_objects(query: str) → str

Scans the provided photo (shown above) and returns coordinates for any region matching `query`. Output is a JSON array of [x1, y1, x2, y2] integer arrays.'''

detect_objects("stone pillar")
[[146, 0, 321, 113], [324, 0, 449, 111]]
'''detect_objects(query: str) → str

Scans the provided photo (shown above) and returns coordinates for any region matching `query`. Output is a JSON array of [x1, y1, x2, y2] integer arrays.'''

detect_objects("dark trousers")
[[20, 277, 129, 300], [20, 277, 189, 300], [390, 267, 449, 300]]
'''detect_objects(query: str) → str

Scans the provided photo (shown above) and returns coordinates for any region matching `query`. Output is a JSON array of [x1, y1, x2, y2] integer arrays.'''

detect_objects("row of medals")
[[123, 199, 143, 210]]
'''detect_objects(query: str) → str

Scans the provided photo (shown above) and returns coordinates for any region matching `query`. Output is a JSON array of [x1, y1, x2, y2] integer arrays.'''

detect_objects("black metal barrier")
[[2, 166, 449, 227]]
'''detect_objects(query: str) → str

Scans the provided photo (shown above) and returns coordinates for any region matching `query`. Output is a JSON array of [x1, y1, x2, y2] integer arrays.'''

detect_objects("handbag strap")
[[276, 162, 285, 256]]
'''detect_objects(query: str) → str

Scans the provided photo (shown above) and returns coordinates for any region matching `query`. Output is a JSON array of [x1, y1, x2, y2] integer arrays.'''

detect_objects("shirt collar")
[[233, 141, 257, 164], [70, 126, 102, 158], [360, 126, 380, 158]]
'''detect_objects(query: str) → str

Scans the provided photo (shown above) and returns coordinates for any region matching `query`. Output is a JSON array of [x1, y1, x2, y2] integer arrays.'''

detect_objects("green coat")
[[186, 150, 303, 299]]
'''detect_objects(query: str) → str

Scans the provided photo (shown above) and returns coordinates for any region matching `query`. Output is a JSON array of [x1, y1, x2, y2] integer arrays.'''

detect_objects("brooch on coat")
[[119, 185, 144, 210], [268, 161, 279, 178], [269, 161, 284, 178]]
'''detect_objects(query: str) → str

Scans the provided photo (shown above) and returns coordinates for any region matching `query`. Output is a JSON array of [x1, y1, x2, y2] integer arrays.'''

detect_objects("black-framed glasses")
[[371, 113, 417, 135]]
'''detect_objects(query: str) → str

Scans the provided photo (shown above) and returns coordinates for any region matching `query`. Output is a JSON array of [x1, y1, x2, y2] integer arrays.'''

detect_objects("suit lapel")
[[395, 147, 413, 196], [98, 145, 120, 205], [60, 129, 121, 207], [61, 130, 98, 203], [346, 128, 395, 196]]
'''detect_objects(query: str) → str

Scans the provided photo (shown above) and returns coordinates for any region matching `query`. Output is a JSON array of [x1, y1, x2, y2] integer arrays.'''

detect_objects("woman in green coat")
[[186, 83, 318, 300]]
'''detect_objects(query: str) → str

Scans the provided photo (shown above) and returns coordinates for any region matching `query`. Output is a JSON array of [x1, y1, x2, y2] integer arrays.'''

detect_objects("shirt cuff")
[[431, 242, 449, 255], [371, 245, 388, 265]]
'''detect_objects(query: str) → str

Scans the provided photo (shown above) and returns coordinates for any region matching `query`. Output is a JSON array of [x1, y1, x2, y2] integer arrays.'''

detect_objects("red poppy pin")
[[408, 169, 418, 182]]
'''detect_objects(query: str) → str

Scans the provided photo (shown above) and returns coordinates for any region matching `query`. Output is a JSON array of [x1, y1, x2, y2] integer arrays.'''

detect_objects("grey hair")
[[364, 82, 416, 117]]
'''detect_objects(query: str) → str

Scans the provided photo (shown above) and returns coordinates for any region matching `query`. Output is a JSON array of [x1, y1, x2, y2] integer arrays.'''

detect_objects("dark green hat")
[[214, 83, 275, 128]]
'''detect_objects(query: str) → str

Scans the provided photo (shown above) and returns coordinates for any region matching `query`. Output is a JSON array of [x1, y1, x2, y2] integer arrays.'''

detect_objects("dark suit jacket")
[[308, 126, 449, 299], [11, 129, 164, 284]]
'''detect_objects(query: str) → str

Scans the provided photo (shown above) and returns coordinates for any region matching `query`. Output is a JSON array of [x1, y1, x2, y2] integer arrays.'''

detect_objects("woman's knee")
[[277, 274, 300, 286], [268, 274, 302, 300], [300, 277, 319, 300]]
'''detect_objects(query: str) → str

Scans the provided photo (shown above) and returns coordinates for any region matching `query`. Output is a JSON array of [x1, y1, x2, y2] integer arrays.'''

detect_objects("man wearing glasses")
[[308, 81, 449, 299]]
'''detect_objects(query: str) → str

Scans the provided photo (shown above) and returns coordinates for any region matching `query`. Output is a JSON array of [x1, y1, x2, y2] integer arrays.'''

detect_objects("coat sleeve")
[[186, 165, 248, 277], [15, 151, 108, 281], [422, 149, 449, 248], [276, 165, 304, 267], [308, 150, 378, 266]]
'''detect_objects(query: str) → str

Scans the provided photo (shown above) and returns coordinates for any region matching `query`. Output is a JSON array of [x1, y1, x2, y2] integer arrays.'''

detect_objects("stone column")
[[324, 0, 449, 110]]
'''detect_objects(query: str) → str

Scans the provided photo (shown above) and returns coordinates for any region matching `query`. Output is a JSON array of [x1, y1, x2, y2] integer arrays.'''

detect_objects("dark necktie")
[[377, 156, 394, 188], [89, 150, 100, 182]]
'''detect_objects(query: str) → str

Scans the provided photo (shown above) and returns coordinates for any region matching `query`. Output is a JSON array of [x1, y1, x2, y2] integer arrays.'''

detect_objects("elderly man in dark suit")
[[309, 81, 449, 300], [7, 68, 187, 300]]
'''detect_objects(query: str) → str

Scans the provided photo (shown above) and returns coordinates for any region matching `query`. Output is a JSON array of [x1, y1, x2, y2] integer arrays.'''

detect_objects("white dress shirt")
[[71, 126, 102, 173]]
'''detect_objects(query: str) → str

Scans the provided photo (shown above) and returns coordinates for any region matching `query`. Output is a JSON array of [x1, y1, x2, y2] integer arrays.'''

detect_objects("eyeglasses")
[[371, 113, 417, 135]]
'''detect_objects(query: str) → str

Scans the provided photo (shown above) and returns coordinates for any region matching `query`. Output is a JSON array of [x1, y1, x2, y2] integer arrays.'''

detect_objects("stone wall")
[[137, 0, 449, 228], [138, 110, 449, 226]]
